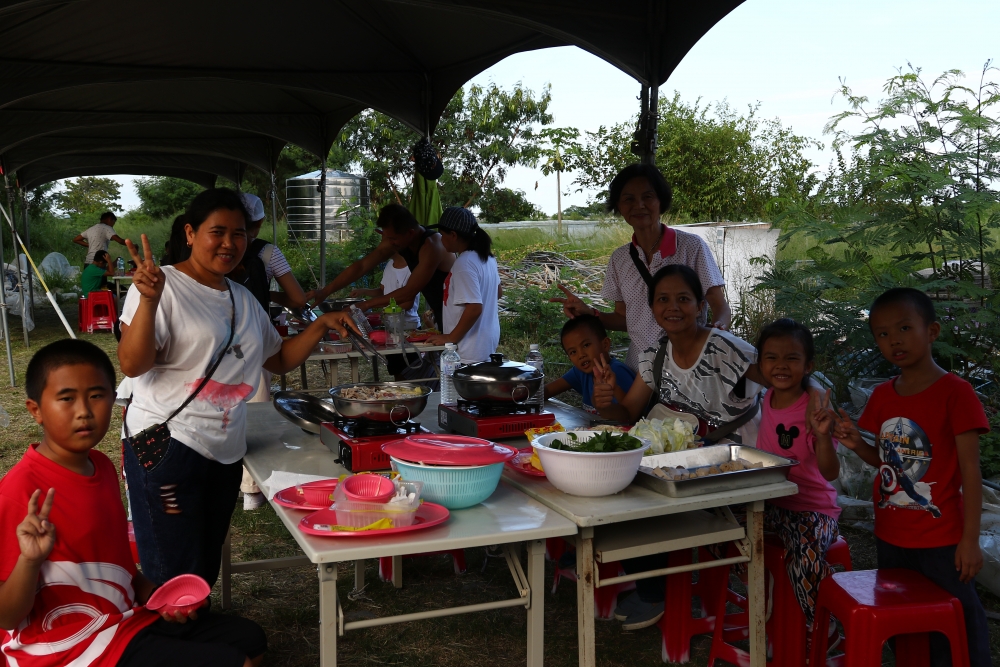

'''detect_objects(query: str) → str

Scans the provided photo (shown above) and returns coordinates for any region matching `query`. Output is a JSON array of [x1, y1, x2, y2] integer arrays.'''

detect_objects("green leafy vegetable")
[[549, 431, 645, 453]]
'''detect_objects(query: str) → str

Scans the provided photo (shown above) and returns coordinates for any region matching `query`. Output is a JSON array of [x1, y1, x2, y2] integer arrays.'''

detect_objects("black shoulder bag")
[[124, 281, 237, 470], [629, 243, 655, 290], [645, 335, 760, 443]]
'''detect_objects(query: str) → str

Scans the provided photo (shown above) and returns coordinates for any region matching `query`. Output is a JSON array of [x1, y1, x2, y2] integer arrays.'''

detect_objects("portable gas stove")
[[320, 417, 428, 472], [437, 400, 556, 439]]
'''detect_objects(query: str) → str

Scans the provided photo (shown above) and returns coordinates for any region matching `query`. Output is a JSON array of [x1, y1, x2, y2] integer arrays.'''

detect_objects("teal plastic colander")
[[389, 457, 503, 509]]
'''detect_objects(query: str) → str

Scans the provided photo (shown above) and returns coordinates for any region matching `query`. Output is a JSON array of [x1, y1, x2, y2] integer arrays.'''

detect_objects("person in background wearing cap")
[[73, 211, 129, 265], [424, 208, 501, 363], [237, 193, 308, 510], [306, 204, 455, 331]]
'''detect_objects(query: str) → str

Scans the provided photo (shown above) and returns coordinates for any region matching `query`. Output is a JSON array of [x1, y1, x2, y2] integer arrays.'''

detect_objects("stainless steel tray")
[[273, 390, 340, 434], [636, 445, 798, 498]]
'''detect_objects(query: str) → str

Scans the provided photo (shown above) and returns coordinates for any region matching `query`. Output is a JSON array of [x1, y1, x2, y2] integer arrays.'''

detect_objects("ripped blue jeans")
[[124, 437, 243, 587]]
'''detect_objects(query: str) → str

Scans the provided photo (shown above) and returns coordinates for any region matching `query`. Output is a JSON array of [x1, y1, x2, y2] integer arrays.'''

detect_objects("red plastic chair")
[[378, 550, 467, 582], [810, 569, 970, 667], [658, 547, 735, 663], [705, 534, 852, 667], [127, 522, 141, 566], [546, 537, 635, 620], [81, 291, 117, 333]]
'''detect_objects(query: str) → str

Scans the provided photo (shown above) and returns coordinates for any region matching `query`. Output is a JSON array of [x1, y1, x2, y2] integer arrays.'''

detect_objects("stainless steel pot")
[[319, 297, 367, 313], [452, 353, 544, 403], [328, 382, 431, 423]]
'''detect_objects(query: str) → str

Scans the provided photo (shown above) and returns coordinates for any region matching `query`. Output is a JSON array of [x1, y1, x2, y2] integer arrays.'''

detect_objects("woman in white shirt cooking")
[[117, 188, 360, 587], [424, 207, 500, 363]]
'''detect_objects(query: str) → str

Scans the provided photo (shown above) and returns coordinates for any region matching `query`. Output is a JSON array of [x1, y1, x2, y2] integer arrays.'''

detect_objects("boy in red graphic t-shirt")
[[833, 287, 990, 667], [0, 339, 266, 667]]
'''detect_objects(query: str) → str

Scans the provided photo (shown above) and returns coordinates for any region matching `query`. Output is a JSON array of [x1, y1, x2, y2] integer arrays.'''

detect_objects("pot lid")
[[382, 434, 518, 466], [453, 353, 541, 383]]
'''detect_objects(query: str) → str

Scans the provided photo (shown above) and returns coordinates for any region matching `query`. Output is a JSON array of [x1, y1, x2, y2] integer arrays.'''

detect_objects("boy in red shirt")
[[834, 287, 990, 667], [0, 339, 266, 667]]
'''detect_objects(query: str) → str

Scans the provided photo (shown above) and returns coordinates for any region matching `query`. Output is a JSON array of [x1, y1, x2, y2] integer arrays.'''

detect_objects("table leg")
[[354, 559, 365, 592], [350, 358, 360, 383], [526, 539, 545, 667], [391, 555, 403, 589], [300, 363, 309, 390], [576, 527, 595, 667], [221, 529, 232, 610], [319, 563, 338, 667], [747, 500, 766, 667]]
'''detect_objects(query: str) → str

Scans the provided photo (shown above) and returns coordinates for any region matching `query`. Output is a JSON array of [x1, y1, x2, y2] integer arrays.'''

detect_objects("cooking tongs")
[[346, 306, 389, 367]]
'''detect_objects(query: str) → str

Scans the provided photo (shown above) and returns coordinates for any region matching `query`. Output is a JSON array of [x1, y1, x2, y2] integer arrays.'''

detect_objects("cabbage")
[[631, 417, 697, 454]]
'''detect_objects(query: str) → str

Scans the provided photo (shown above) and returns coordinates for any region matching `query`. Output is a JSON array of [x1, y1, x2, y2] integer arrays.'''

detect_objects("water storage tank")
[[285, 169, 370, 241]]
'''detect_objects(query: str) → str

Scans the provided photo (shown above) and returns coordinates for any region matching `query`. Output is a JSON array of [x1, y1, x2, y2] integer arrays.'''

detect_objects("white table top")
[[244, 403, 578, 563], [418, 393, 799, 529], [306, 343, 447, 361]]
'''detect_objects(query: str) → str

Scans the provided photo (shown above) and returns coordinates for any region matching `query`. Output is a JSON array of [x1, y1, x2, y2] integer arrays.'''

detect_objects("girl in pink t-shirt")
[[755, 318, 841, 630]]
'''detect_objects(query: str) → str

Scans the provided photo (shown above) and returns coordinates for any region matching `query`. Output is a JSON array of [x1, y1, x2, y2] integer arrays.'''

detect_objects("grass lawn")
[[0, 295, 998, 666]]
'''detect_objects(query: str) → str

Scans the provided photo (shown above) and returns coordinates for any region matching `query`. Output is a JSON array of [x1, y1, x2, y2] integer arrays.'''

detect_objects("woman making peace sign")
[[118, 188, 360, 587]]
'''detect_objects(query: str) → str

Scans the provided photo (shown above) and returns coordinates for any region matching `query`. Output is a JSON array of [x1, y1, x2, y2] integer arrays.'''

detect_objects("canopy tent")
[[0, 0, 745, 384]]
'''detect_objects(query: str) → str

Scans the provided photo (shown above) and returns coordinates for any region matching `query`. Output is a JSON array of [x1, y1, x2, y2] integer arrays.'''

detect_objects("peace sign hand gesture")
[[126, 234, 164, 302], [591, 354, 618, 409], [548, 284, 593, 319], [17, 489, 56, 564]]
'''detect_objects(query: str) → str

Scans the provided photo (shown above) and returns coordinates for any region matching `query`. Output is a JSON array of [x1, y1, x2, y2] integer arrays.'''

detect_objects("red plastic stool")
[[82, 291, 117, 333], [546, 537, 635, 620], [378, 550, 467, 583], [706, 534, 852, 667], [127, 522, 140, 566], [811, 569, 970, 667], [658, 547, 735, 663]]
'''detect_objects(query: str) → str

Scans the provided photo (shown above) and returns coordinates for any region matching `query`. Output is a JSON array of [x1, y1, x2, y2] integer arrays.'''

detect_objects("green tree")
[[477, 188, 543, 223], [538, 126, 580, 234], [134, 177, 205, 218], [759, 64, 1000, 393], [573, 93, 821, 222], [53, 177, 122, 218]]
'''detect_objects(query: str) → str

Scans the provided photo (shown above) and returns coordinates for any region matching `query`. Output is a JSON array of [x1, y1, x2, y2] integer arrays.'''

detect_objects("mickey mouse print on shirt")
[[776, 423, 799, 449]]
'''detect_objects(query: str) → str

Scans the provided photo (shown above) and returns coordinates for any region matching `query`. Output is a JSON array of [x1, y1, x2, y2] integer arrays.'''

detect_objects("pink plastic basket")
[[341, 474, 396, 503]]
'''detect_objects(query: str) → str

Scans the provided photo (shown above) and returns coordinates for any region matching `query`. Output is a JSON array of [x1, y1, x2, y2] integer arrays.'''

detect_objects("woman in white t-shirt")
[[425, 208, 500, 363], [117, 188, 359, 587]]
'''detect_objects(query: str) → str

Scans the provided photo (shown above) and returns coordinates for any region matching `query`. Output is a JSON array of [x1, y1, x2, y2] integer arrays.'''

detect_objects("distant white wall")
[[677, 222, 779, 310]]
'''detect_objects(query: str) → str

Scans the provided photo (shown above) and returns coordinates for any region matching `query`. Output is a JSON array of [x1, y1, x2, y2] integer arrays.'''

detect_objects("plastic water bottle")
[[525, 344, 544, 407], [116, 257, 125, 276], [440, 343, 461, 406]]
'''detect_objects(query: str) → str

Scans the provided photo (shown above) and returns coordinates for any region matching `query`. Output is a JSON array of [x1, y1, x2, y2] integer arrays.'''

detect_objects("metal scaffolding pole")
[[0, 194, 14, 385], [270, 171, 279, 247], [318, 159, 327, 289], [22, 189, 33, 322]]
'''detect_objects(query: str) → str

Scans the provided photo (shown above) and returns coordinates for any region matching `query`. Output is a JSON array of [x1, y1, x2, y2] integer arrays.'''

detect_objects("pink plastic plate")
[[146, 574, 210, 614], [383, 434, 518, 466], [504, 447, 546, 478], [273, 480, 339, 511], [298, 503, 450, 537]]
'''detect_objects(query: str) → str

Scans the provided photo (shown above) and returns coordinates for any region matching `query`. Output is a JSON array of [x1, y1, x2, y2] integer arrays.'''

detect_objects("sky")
[[106, 0, 1000, 215]]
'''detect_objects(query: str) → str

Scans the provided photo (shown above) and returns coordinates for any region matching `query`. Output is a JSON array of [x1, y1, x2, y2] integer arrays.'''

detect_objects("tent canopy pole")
[[319, 158, 327, 290]]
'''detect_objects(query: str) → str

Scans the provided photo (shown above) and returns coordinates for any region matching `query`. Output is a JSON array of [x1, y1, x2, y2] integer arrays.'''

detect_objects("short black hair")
[[560, 315, 608, 347], [607, 163, 673, 214], [755, 318, 815, 389], [25, 339, 117, 403], [869, 287, 937, 327], [647, 264, 704, 308], [93, 250, 110, 265], [185, 188, 249, 233], [377, 204, 419, 233], [100, 211, 117, 223]]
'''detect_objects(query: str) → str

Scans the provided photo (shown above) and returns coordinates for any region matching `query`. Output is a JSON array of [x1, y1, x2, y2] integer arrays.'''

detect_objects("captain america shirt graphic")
[[876, 417, 940, 517]]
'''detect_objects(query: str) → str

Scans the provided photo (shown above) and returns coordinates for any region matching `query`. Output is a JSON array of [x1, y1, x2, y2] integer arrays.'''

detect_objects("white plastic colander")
[[531, 431, 647, 496]]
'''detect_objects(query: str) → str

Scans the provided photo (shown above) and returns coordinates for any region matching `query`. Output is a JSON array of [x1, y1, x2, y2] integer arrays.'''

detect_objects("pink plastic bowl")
[[368, 330, 387, 346], [341, 474, 396, 503], [146, 574, 210, 615], [298, 480, 338, 507]]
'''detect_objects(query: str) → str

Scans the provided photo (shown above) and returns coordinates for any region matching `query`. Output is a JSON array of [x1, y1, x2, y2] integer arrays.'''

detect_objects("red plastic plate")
[[504, 447, 546, 478], [273, 481, 339, 511], [383, 434, 518, 466], [406, 333, 432, 342], [298, 503, 450, 537]]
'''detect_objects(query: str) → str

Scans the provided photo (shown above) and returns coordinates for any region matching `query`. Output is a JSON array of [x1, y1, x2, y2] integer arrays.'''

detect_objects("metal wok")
[[452, 354, 543, 403], [328, 382, 431, 423]]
